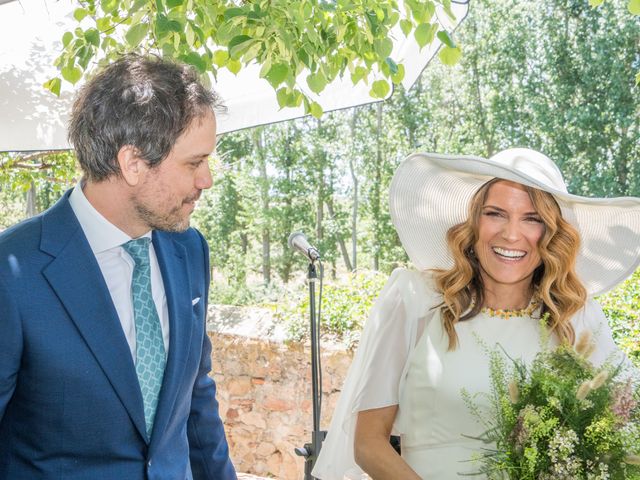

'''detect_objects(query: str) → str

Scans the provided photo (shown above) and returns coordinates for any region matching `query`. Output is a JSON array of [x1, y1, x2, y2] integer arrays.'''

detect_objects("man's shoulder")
[[0, 214, 44, 254]]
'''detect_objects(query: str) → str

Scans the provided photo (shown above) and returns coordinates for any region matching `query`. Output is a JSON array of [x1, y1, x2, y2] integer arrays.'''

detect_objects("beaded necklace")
[[481, 296, 540, 320]]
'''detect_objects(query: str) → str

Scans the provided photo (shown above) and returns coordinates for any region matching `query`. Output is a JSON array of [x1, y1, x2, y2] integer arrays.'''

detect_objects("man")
[[0, 55, 237, 479]]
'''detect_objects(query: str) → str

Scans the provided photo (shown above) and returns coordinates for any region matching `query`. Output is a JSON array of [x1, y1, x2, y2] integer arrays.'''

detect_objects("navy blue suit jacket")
[[0, 191, 236, 480]]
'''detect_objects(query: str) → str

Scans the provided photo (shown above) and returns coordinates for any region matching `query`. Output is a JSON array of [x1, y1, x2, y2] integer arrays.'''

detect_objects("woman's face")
[[474, 180, 545, 299]]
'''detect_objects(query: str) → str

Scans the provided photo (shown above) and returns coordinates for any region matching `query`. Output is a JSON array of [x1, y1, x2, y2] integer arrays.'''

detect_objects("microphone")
[[288, 232, 321, 262]]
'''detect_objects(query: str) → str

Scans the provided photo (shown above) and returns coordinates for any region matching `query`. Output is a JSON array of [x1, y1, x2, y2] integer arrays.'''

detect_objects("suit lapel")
[[40, 193, 148, 441], [149, 231, 194, 443]]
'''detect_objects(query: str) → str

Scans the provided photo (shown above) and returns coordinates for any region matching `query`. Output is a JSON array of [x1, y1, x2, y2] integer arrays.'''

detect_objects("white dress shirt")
[[69, 183, 170, 360]]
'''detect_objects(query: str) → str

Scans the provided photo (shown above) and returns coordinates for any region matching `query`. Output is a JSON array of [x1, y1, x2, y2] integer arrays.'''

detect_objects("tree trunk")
[[25, 181, 37, 217], [315, 120, 324, 248], [254, 129, 271, 285], [468, 16, 494, 157], [281, 129, 294, 283], [325, 200, 353, 272], [372, 103, 383, 271], [280, 128, 295, 283], [349, 108, 359, 271]]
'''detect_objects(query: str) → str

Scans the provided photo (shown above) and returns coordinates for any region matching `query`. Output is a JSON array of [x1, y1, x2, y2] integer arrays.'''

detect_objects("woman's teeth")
[[492, 247, 526, 259]]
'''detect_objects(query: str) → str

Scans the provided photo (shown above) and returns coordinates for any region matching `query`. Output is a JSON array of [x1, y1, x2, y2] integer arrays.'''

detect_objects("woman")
[[312, 148, 640, 479]]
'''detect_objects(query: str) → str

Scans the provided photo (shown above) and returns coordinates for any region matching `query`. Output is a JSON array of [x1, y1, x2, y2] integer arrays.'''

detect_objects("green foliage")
[[278, 269, 388, 346], [0, 151, 77, 227], [598, 270, 640, 366], [209, 280, 258, 306], [466, 334, 640, 479], [47, 0, 461, 118]]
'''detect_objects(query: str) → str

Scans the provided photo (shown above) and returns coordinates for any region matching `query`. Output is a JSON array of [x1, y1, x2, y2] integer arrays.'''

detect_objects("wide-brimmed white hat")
[[389, 148, 640, 296]]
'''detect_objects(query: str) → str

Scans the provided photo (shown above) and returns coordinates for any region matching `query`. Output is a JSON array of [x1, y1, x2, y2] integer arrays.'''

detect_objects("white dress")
[[398, 306, 543, 477], [312, 268, 637, 480]]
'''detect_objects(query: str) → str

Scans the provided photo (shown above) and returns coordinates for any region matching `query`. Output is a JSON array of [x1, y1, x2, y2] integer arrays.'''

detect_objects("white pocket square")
[[191, 297, 201, 306]]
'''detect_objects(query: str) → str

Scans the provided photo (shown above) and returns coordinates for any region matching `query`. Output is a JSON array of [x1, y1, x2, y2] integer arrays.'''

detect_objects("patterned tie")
[[123, 237, 166, 438]]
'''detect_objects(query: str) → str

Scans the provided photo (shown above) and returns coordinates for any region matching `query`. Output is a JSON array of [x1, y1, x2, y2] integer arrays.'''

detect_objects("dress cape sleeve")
[[312, 268, 439, 480], [572, 298, 640, 383]]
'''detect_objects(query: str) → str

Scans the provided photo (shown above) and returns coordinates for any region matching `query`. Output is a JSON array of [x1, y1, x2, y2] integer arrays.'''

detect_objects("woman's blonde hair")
[[433, 179, 587, 350]]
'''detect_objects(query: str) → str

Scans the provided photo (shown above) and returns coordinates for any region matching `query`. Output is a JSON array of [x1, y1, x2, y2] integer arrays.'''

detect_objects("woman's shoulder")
[[570, 297, 608, 332], [388, 267, 438, 294], [386, 267, 440, 313]]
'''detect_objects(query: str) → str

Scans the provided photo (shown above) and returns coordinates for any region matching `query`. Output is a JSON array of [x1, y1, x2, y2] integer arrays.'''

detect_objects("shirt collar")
[[68, 182, 152, 254]]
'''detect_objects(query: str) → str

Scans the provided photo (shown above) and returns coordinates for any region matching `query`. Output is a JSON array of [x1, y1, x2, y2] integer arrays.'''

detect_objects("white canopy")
[[0, 0, 469, 152]]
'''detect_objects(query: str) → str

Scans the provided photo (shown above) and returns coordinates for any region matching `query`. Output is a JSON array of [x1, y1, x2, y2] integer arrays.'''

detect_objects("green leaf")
[[309, 101, 323, 118], [62, 32, 73, 48], [156, 14, 182, 36], [399, 19, 412, 36], [636, 71, 640, 85], [414, 23, 436, 49], [438, 45, 461, 66], [306, 72, 327, 94], [425, 2, 436, 21], [213, 49, 229, 67], [370, 79, 390, 98], [629, 0, 640, 15], [166, 0, 183, 8], [84, 28, 100, 47], [441, 0, 456, 21], [186, 23, 195, 47], [101, 36, 116, 50], [588, 0, 605, 6], [228, 34, 253, 59], [385, 57, 398, 75], [216, 21, 236, 44], [276, 87, 289, 108], [391, 63, 405, 84], [77, 45, 93, 69], [436, 30, 456, 49], [259, 57, 272, 78], [374, 38, 393, 58], [291, 90, 303, 107], [61, 65, 83, 84], [182, 52, 206, 72], [242, 42, 262, 62], [96, 17, 111, 31], [227, 59, 241, 74], [43, 77, 62, 97], [100, 0, 118, 14], [73, 8, 88, 21], [266, 63, 289, 87], [125, 22, 149, 47], [224, 7, 245, 20], [336, 24, 347, 42], [350, 66, 367, 84], [297, 48, 310, 68]]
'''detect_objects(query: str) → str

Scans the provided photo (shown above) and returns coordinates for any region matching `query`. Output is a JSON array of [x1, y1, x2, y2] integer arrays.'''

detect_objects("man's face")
[[133, 110, 216, 232]]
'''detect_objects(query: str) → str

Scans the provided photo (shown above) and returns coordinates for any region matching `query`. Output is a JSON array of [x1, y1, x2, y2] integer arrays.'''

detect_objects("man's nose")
[[196, 162, 213, 190]]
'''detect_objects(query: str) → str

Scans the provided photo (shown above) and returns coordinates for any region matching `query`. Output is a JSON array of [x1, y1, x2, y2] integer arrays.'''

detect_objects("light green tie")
[[123, 237, 166, 438]]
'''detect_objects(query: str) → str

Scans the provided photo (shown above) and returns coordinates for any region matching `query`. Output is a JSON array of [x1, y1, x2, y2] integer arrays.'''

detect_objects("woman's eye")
[[525, 216, 543, 223], [484, 211, 502, 217]]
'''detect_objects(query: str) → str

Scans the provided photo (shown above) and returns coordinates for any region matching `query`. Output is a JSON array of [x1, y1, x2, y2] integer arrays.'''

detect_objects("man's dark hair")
[[68, 54, 224, 182]]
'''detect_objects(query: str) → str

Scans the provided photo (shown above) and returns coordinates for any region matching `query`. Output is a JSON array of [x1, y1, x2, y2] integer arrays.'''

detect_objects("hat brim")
[[389, 152, 640, 296]]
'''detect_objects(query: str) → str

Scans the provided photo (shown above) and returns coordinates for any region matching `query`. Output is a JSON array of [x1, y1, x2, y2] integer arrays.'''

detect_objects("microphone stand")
[[294, 259, 326, 479]]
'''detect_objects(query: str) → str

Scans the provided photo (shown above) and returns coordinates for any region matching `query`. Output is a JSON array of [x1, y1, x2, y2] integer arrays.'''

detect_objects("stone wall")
[[209, 332, 353, 479]]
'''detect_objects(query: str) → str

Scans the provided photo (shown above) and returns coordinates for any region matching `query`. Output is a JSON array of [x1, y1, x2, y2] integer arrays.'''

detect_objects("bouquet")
[[463, 322, 640, 480]]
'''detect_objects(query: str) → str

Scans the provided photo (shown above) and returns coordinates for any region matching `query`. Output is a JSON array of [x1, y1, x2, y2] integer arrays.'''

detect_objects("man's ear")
[[117, 145, 145, 186]]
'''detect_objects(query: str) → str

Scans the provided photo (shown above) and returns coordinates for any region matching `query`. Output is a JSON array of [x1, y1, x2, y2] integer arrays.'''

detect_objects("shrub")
[[277, 269, 388, 347], [597, 269, 640, 367]]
